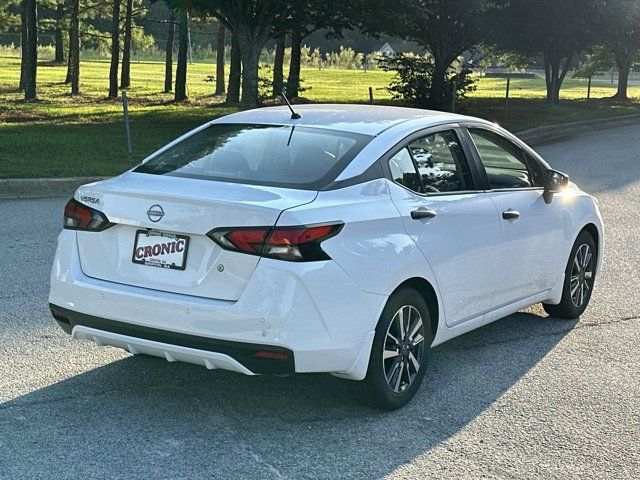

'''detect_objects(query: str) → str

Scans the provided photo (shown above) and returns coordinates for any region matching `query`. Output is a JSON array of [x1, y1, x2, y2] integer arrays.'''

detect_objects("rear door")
[[464, 126, 565, 306], [384, 127, 502, 327]]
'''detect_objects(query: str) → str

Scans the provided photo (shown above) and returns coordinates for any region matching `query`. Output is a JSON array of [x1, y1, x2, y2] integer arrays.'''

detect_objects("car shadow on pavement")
[[1, 310, 578, 479]]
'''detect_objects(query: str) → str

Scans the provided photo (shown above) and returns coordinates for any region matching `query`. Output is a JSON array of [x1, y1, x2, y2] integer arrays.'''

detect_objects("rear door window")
[[134, 124, 372, 190], [408, 130, 473, 193]]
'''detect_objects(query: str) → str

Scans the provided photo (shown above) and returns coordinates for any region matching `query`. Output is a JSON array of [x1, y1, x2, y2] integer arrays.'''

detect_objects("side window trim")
[[379, 124, 485, 197], [404, 146, 426, 193], [461, 124, 546, 192]]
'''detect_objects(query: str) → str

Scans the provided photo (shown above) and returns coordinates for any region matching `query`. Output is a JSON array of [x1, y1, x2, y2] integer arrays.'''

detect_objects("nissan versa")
[[49, 105, 603, 409]]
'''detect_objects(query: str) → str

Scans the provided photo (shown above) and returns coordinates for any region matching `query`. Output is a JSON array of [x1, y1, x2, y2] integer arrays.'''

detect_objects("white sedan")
[[49, 105, 603, 409]]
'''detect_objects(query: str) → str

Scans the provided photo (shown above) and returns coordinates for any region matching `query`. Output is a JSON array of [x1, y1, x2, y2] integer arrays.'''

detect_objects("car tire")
[[543, 230, 597, 319], [352, 286, 432, 410]]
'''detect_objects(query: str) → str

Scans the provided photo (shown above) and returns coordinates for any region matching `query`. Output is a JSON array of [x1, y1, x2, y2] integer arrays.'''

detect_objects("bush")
[[378, 54, 476, 110]]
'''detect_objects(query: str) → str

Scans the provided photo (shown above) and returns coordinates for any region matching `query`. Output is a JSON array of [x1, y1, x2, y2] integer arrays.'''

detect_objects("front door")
[[384, 128, 502, 327], [466, 127, 566, 307]]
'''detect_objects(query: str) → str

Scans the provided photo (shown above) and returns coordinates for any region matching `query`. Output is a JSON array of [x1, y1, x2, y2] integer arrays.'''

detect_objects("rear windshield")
[[134, 123, 373, 190]]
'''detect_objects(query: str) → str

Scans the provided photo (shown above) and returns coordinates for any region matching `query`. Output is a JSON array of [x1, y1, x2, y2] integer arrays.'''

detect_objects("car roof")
[[212, 104, 483, 136]]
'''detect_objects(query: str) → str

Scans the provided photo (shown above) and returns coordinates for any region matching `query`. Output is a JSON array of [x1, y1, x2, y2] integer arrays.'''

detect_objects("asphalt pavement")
[[1, 125, 639, 479]]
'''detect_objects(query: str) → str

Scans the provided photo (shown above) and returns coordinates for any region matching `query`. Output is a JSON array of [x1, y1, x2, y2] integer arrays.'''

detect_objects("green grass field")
[[1, 55, 639, 178]]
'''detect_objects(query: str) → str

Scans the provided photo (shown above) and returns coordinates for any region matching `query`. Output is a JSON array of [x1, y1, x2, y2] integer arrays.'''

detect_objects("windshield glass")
[[134, 123, 373, 189]]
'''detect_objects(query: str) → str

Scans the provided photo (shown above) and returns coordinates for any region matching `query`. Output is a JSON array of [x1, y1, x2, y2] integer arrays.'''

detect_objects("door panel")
[[388, 182, 502, 326], [466, 126, 566, 306], [487, 190, 565, 305]]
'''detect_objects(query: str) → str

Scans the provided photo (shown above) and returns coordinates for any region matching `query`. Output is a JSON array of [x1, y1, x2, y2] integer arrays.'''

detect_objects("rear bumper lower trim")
[[50, 304, 295, 374]]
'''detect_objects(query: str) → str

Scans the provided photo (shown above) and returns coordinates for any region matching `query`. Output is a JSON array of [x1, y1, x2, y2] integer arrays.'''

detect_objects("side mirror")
[[543, 169, 569, 204]]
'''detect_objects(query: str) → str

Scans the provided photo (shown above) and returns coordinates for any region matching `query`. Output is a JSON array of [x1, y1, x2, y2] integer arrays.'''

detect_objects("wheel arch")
[[391, 277, 439, 340], [580, 223, 600, 272]]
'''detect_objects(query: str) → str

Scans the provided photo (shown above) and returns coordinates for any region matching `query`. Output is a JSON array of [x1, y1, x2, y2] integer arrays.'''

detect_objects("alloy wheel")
[[383, 305, 425, 393], [570, 244, 594, 308]]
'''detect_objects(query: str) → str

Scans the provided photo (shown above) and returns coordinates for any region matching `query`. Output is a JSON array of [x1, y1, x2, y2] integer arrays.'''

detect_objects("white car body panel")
[[386, 181, 502, 326], [49, 104, 604, 382]]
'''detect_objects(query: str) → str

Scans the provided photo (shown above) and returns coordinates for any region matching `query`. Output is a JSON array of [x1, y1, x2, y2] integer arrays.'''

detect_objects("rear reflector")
[[50, 308, 70, 324], [208, 223, 343, 262], [64, 198, 114, 232], [253, 351, 290, 361]]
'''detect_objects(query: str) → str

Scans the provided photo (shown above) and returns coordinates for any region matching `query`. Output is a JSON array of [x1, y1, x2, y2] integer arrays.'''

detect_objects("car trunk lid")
[[74, 173, 317, 301]]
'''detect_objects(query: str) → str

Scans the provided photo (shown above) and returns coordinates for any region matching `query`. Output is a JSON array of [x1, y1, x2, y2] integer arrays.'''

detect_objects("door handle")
[[411, 208, 437, 220], [502, 209, 520, 220]]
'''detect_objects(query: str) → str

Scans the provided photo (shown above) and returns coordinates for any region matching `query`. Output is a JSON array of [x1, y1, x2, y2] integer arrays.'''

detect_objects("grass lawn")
[[1, 55, 639, 178]]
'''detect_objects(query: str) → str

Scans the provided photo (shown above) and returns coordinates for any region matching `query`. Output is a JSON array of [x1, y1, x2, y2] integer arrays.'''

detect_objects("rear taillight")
[[63, 198, 114, 231], [208, 223, 343, 262]]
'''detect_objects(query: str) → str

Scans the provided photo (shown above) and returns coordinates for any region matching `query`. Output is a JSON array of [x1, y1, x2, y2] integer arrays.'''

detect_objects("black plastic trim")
[[49, 304, 295, 374], [321, 160, 385, 191]]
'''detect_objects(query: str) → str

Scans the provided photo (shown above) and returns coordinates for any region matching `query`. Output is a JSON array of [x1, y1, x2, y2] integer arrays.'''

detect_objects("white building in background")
[[376, 42, 396, 56]]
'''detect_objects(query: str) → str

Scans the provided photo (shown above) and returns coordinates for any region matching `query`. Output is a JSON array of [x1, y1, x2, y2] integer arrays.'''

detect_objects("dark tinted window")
[[134, 124, 372, 189], [469, 129, 540, 189], [408, 130, 472, 193], [388, 148, 421, 193]]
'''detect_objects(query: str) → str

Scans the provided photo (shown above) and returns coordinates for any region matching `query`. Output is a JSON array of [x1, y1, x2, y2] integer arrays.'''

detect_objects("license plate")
[[132, 229, 190, 270]]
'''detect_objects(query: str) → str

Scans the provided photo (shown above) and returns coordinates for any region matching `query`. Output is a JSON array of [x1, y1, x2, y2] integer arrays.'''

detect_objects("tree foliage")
[[600, 0, 640, 100], [488, 0, 604, 104]]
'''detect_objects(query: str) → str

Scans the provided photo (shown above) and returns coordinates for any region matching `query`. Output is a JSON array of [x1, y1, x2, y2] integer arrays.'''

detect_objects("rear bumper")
[[49, 230, 387, 379], [50, 304, 295, 374]]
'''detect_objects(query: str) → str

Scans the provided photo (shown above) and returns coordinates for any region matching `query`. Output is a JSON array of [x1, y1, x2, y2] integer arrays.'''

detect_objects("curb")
[[0, 176, 108, 199], [2, 113, 640, 199], [516, 113, 640, 146]]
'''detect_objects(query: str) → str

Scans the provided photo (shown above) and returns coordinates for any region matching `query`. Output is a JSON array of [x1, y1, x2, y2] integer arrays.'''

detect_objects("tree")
[[226, 32, 241, 103], [215, 23, 226, 95], [108, 0, 122, 99], [174, 7, 188, 100], [379, 0, 500, 109], [68, 0, 80, 95], [54, 1, 65, 63], [275, 0, 356, 99], [602, 0, 640, 101], [164, 9, 175, 93], [19, 0, 27, 90], [490, 0, 602, 105], [272, 34, 285, 97], [23, 0, 37, 100], [192, 0, 288, 109], [120, 0, 134, 88]]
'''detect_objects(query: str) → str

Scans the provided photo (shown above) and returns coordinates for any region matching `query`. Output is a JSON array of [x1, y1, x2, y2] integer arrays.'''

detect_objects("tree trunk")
[[108, 0, 122, 99], [164, 11, 175, 93], [120, 0, 133, 89], [19, 0, 27, 90], [174, 9, 189, 101], [272, 34, 285, 98], [226, 33, 241, 104], [544, 53, 570, 105], [69, 0, 80, 95], [614, 53, 632, 101], [286, 27, 302, 99], [616, 64, 631, 101], [23, 0, 37, 100], [54, 1, 65, 63], [215, 25, 226, 95], [429, 56, 449, 110], [238, 30, 269, 109]]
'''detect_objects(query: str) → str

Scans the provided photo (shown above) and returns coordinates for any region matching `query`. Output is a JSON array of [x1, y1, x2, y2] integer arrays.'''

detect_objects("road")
[[1, 125, 639, 479]]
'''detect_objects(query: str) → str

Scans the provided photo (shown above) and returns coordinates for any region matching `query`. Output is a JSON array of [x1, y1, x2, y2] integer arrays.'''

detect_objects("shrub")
[[378, 54, 476, 110]]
